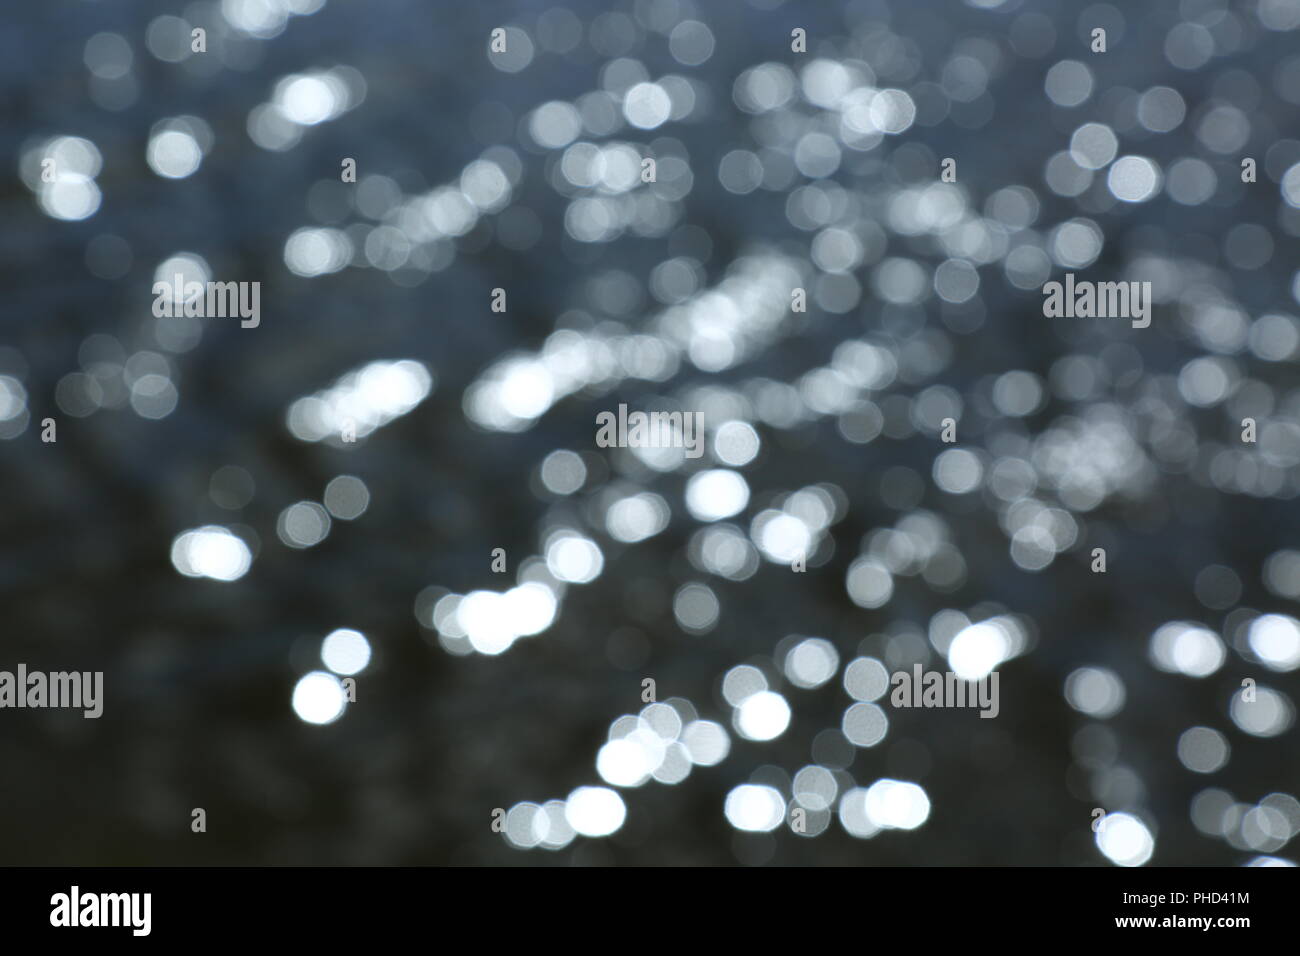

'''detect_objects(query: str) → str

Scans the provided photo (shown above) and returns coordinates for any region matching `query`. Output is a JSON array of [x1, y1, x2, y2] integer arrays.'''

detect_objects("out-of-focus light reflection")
[[783, 637, 839, 689], [1064, 666, 1126, 718], [564, 786, 625, 837], [48, 0, 1300, 868], [1148, 622, 1226, 677], [323, 475, 369, 520], [545, 532, 604, 583], [685, 469, 749, 521], [1176, 726, 1229, 774], [292, 671, 347, 725], [27, 134, 103, 220], [842, 703, 889, 748], [321, 628, 370, 676], [734, 690, 791, 741], [170, 525, 252, 581], [147, 119, 210, 179], [1096, 812, 1155, 867], [278, 500, 331, 549], [1230, 685, 1294, 738], [682, 719, 730, 766], [287, 359, 433, 444], [722, 664, 767, 706], [864, 779, 930, 830], [539, 449, 587, 495], [1248, 614, 1300, 671], [947, 620, 1009, 680], [724, 784, 785, 832]]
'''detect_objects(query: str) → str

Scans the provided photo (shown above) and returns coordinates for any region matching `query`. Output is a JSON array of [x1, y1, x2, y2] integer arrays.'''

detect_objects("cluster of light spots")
[[838, 780, 932, 838], [604, 490, 670, 542], [465, 254, 801, 432], [220, 0, 326, 41], [853, 511, 966, 593], [147, 116, 213, 179], [836, 788, 879, 838], [292, 149, 517, 281], [286, 359, 433, 444], [1192, 789, 1300, 856], [688, 522, 760, 581], [501, 800, 575, 851], [465, 355, 557, 431], [176, 4, 1300, 864], [596, 701, 719, 788], [170, 526, 252, 581], [21, 135, 103, 221], [56, 332, 185, 419], [866, 779, 931, 830], [1030, 406, 1153, 512], [947, 617, 1030, 681], [284, 227, 352, 276], [723, 664, 792, 740], [791, 766, 839, 833], [249, 67, 365, 151], [291, 671, 347, 725], [1148, 622, 1226, 678], [806, 65, 916, 145], [124, 351, 181, 420], [886, 184, 970, 245], [1095, 812, 1155, 866], [790, 764, 842, 816], [525, 64, 700, 149], [430, 581, 559, 656], [556, 140, 693, 243], [752, 483, 844, 567], [502, 786, 625, 850]]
